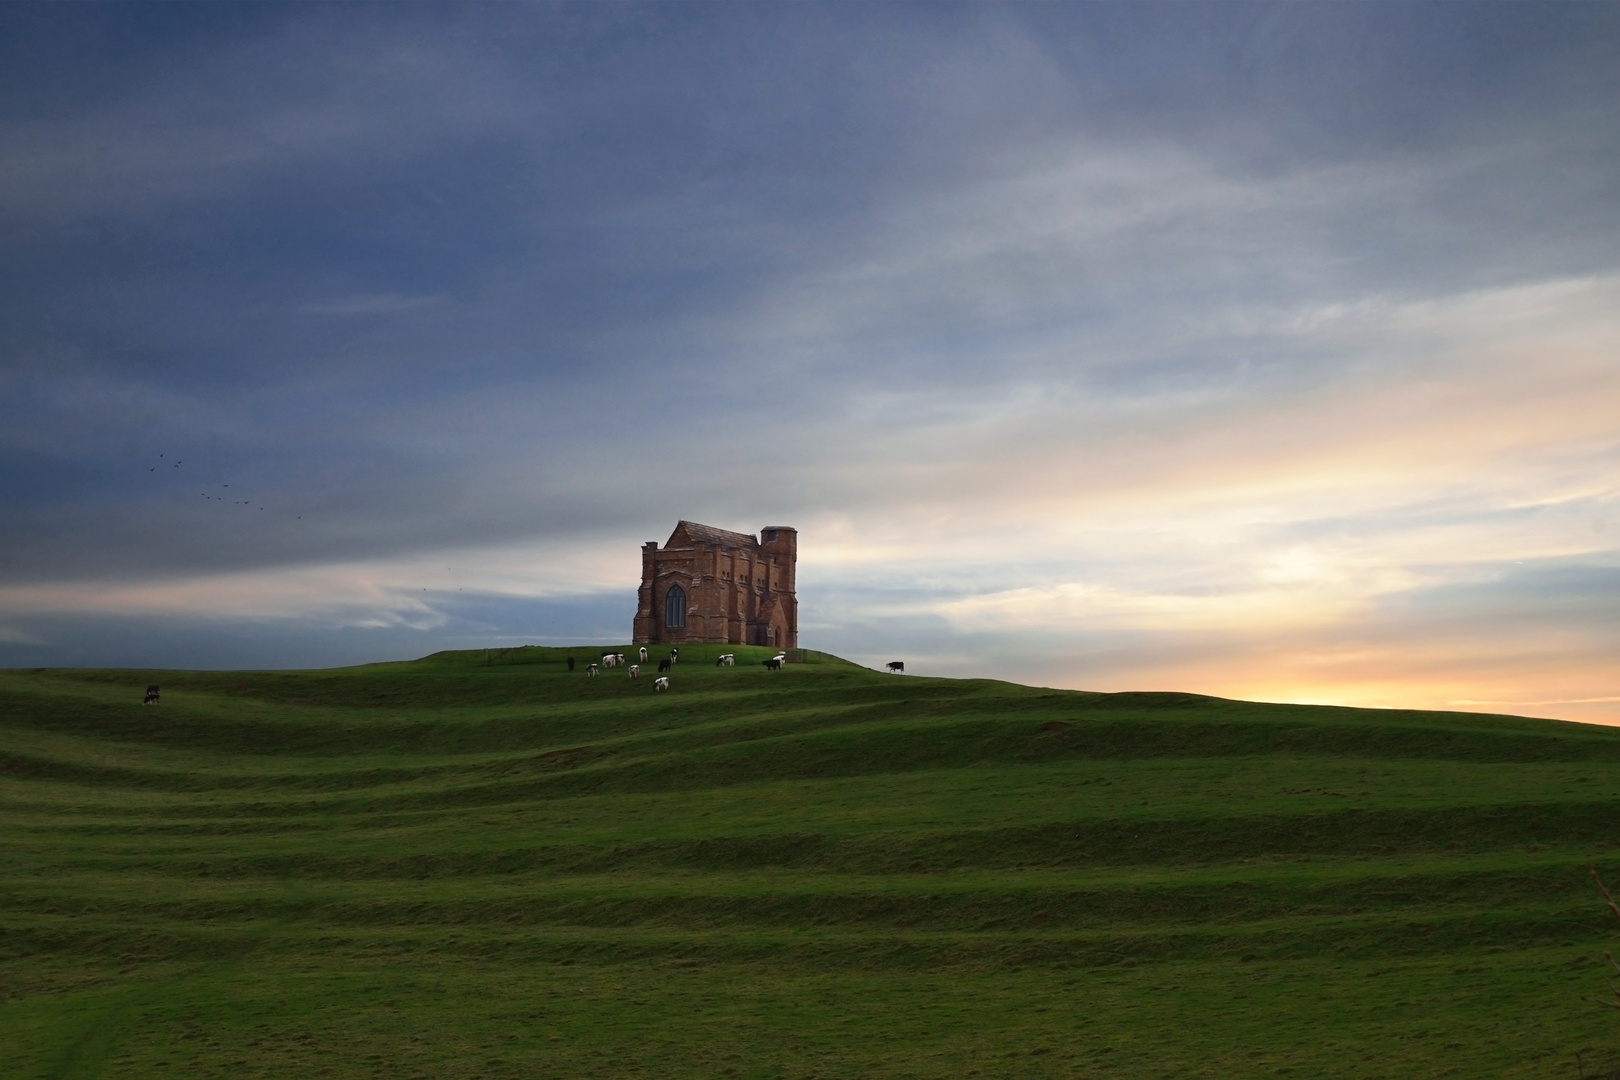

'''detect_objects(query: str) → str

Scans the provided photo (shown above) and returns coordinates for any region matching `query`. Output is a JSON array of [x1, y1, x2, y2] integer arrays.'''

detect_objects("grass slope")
[[4, 644, 1620, 1078]]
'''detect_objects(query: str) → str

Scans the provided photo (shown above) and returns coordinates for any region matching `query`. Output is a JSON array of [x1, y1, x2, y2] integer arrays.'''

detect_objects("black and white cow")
[[654, 676, 670, 692], [639, 647, 649, 663], [586, 663, 599, 677], [143, 684, 161, 705]]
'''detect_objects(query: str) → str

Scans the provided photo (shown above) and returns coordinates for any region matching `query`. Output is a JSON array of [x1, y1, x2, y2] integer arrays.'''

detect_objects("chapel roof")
[[668, 520, 760, 550]]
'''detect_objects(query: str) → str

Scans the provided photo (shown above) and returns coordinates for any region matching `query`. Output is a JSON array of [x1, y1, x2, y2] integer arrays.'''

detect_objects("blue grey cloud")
[[2, 4, 1618, 719]]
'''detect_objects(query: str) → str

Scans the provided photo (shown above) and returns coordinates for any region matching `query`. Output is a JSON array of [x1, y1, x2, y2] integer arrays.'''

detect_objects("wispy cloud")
[[1, 5, 1616, 723]]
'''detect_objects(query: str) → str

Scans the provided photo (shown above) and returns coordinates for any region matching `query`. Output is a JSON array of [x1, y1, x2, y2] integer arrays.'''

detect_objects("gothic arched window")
[[664, 584, 687, 629]]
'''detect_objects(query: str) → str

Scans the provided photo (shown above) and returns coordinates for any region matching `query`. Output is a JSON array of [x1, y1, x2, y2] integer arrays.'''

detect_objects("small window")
[[665, 584, 687, 629], [764, 530, 777, 542]]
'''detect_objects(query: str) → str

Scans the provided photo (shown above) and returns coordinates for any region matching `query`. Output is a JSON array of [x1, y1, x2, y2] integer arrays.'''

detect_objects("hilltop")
[[3, 645, 1620, 1078]]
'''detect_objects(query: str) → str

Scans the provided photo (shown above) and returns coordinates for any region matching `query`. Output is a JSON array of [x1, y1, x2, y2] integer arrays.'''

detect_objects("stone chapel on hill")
[[633, 521, 798, 648]]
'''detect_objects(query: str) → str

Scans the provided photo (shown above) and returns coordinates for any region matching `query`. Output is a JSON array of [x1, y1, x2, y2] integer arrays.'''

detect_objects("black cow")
[[567, 656, 576, 672], [658, 657, 673, 673], [886, 662, 904, 674], [763, 657, 782, 671], [143, 684, 161, 704]]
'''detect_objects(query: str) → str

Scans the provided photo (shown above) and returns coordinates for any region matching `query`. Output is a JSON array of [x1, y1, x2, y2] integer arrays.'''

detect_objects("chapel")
[[633, 521, 797, 647]]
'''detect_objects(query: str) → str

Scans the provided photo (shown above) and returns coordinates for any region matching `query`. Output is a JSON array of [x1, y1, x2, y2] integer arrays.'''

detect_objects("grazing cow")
[[773, 652, 786, 662], [886, 662, 905, 674], [638, 647, 649, 663], [616, 653, 626, 666], [763, 657, 782, 671], [602, 653, 618, 668], [586, 663, 599, 677], [627, 664, 639, 679], [716, 653, 736, 667], [654, 676, 670, 692], [143, 684, 160, 705], [669, 648, 679, 664], [658, 657, 672, 673], [567, 656, 576, 672]]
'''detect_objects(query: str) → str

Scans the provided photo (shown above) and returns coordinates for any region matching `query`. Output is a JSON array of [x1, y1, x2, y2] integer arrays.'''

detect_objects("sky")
[[2, 3, 1618, 724]]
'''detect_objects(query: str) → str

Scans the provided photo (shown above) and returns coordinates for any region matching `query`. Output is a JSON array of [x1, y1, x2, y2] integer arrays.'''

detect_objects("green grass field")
[[5, 644, 1620, 1078]]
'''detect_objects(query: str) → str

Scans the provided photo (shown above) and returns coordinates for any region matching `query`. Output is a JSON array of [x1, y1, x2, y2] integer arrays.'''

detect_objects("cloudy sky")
[[2, 3, 1617, 723]]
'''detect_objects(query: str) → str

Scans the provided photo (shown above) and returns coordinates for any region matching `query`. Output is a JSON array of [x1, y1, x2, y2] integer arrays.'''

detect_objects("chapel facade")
[[633, 521, 798, 648]]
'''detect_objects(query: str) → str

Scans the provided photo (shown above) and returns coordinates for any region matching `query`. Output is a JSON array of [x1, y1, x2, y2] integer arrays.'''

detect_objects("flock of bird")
[[148, 452, 297, 517], [147, 451, 469, 594]]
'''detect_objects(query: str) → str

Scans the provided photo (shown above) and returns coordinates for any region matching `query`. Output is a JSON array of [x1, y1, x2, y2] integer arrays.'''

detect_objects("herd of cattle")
[[570, 646, 792, 691], [138, 653, 908, 704]]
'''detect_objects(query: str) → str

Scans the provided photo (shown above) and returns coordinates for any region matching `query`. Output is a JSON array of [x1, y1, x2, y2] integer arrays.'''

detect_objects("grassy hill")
[[4, 644, 1620, 1078]]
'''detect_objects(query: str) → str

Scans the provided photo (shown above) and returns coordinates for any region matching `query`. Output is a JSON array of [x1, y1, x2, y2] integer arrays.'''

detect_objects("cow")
[[567, 656, 576, 672], [763, 657, 782, 671], [627, 664, 639, 679], [616, 653, 626, 666], [639, 647, 649, 663], [669, 648, 679, 664], [143, 684, 160, 705], [658, 657, 672, 673], [602, 653, 618, 668], [886, 661, 905, 674], [586, 663, 599, 677], [654, 676, 670, 692], [716, 653, 735, 667]]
